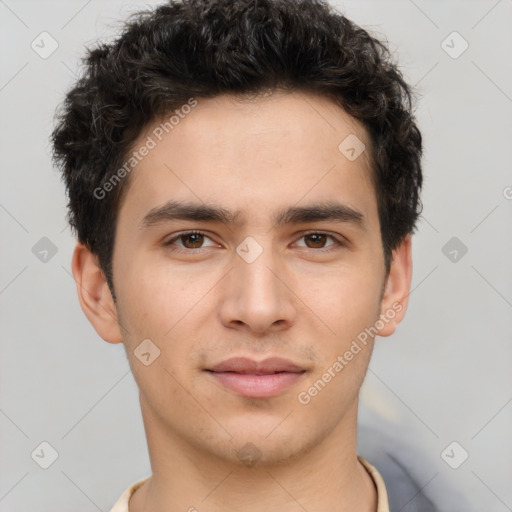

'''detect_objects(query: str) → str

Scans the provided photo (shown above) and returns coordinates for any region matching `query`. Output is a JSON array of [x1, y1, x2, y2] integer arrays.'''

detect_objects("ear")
[[71, 242, 123, 344], [376, 235, 413, 337]]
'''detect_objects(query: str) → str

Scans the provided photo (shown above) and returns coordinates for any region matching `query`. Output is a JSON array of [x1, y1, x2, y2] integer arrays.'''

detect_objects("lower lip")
[[207, 371, 305, 398]]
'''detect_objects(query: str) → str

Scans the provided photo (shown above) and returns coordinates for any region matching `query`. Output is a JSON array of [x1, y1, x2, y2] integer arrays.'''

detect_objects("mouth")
[[204, 357, 307, 398]]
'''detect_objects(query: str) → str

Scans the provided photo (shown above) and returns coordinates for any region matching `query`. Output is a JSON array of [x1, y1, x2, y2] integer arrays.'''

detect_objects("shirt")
[[109, 456, 389, 512]]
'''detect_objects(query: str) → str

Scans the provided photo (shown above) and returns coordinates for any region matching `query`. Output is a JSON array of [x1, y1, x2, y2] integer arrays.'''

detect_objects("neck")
[[130, 397, 377, 512]]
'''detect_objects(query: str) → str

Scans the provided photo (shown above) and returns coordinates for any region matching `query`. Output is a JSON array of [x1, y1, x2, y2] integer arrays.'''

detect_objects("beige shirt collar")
[[110, 456, 389, 512]]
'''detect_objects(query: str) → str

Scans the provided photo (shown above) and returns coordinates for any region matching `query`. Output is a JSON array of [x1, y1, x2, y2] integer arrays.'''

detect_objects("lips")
[[205, 357, 306, 398], [207, 357, 305, 374]]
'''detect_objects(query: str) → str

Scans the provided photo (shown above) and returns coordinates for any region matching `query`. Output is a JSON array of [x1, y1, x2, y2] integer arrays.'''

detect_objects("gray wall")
[[0, 1, 510, 510]]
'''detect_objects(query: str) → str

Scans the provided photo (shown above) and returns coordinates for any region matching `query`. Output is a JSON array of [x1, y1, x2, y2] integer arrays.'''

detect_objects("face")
[[76, 91, 411, 468]]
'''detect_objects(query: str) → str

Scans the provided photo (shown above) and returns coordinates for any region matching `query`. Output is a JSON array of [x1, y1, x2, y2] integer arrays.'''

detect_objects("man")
[[52, 0, 423, 510]]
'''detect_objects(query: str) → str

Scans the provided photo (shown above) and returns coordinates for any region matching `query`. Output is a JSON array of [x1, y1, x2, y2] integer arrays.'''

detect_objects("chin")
[[205, 425, 315, 469]]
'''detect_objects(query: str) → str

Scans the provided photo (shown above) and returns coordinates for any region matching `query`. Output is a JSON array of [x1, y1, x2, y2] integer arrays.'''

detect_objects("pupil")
[[307, 234, 325, 248], [180, 234, 326, 249], [184, 233, 203, 248]]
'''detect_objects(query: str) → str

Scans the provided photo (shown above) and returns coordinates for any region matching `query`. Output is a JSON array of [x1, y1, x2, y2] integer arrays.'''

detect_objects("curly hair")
[[52, 0, 422, 294]]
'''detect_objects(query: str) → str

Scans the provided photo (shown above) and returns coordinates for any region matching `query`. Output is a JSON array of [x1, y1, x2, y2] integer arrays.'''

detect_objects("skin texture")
[[72, 91, 412, 512]]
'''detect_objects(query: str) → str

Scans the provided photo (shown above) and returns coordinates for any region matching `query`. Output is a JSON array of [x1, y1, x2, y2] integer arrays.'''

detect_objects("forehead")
[[118, 91, 378, 228]]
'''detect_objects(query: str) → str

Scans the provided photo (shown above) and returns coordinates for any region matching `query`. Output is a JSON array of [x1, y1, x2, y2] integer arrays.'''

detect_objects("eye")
[[162, 230, 345, 253], [164, 231, 218, 250], [294, 232, 344, 251]]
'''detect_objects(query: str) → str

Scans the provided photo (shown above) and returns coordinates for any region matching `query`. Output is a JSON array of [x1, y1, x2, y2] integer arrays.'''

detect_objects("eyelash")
[[163, 230, 346, 253]]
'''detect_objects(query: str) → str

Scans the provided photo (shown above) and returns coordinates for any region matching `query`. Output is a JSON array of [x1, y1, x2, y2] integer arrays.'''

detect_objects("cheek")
[[117, 256, 197, 335], [116, 257, 223, 384], [116, 269, 202, 405], [296, 277, 379, 416], [301, 262, 383, 340]]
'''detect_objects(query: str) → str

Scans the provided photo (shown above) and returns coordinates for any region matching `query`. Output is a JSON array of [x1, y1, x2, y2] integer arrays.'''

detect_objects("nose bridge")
[[219, 234, 296, 332], [235, 235, 282, 301]]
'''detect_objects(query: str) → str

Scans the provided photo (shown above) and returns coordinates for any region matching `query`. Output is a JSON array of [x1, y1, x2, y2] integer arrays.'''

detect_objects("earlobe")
[[376, 236, 413, 338], [71, 243, 123, 344]]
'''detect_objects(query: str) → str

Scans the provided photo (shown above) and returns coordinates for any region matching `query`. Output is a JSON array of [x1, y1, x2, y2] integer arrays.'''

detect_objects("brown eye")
[[180, 232, 205, 248], [294, 232, 342, 251], [304, 233, 328, 248], [164, 231, 218, 251]]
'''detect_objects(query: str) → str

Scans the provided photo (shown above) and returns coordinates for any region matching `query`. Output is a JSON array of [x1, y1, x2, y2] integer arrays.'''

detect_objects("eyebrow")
[[140, 200, 365, 230]]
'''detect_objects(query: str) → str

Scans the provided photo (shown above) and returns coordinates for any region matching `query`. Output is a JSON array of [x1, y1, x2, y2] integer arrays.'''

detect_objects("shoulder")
[[109, 477, 150, 512]]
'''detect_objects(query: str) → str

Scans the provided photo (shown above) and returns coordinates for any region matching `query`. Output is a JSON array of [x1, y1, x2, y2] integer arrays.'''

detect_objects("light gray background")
[[1, 0, 511, 510]]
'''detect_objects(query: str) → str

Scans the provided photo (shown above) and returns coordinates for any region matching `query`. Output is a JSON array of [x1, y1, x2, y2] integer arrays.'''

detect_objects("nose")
[[218, 242, 297, 335]]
